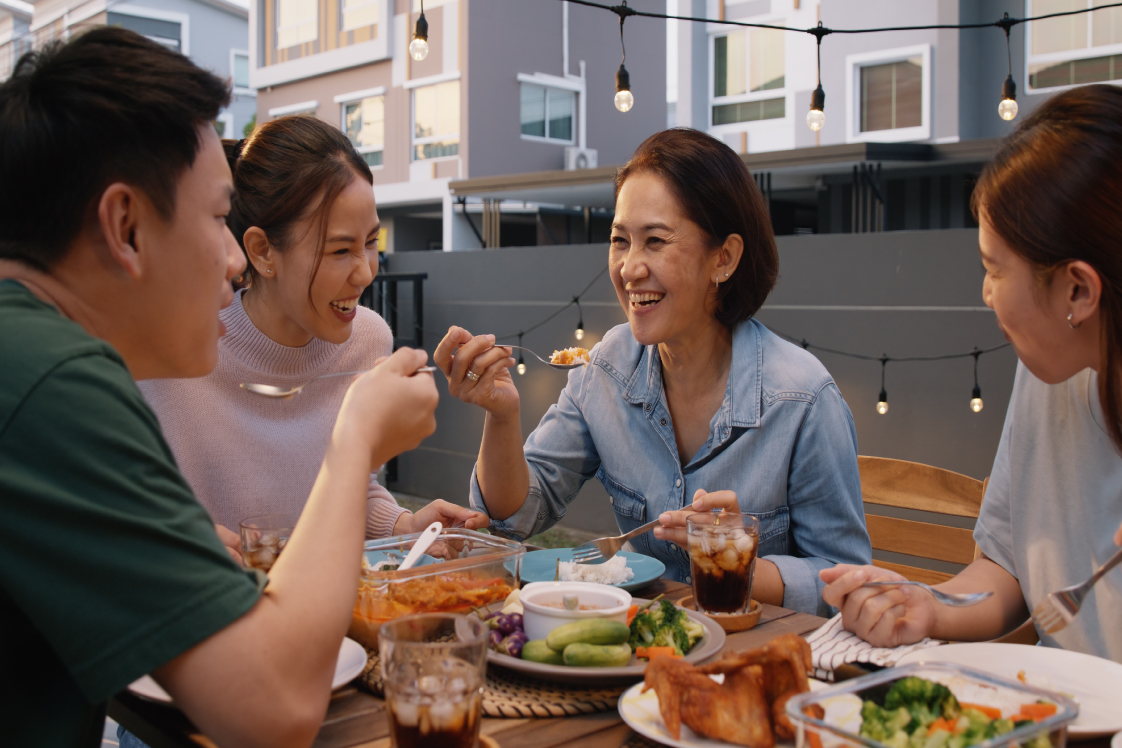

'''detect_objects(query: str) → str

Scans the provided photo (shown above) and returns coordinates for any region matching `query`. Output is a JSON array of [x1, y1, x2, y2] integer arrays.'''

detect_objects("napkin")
[[806, 614, 944, 681]]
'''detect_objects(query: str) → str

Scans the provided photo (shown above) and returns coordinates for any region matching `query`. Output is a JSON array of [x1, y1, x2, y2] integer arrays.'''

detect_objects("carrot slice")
[[635, 647, 646, 658], [1018, 703, 1058, 720], [961, 703, 1002, 720], [644, 647, 679, 661], [927, 718, 955, 736], [627, 605, 639, 626]]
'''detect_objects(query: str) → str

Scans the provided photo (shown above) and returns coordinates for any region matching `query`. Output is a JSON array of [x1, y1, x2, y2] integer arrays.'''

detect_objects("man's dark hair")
[[0, 26, 230, 271]]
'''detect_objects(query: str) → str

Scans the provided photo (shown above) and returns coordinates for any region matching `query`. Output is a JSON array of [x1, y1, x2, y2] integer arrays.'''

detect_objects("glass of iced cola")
[[686, 512, 759, 615]]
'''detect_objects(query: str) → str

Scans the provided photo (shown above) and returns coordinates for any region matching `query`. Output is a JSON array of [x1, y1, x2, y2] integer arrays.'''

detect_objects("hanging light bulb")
[[998, 75, 1018, 121], [615, 64, 634, 113], [970, 349, 984, 412], [806, 83, 826, 132], [409, 2, 429, 61], [875, 357, 889, 415], [516, 333, 526, 375], [574, 297, 585, 340]]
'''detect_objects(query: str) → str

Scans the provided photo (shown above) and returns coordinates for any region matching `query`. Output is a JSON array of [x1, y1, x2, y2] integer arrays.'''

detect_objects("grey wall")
[[466, 0, 666, 178], [383, 228, 1017, 535]]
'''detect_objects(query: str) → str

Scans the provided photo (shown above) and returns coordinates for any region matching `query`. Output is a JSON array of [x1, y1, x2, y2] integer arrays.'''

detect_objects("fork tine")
[[571, 548, 602, 564]]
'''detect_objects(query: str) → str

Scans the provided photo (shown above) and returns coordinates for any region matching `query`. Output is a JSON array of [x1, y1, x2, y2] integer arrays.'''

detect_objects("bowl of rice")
[[520, 581, 631, 642]]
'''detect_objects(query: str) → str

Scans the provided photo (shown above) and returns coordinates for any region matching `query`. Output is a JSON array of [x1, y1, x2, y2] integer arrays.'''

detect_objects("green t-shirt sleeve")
[[0, 352, 263, 703]]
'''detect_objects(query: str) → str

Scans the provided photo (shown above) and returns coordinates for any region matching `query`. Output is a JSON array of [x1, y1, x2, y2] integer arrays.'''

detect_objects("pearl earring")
[[1068, 313, 1080, 329]]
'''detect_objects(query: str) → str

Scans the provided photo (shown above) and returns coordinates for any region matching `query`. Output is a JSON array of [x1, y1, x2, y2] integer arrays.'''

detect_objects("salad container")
[[786, 663, 1078, 748], [349, 528, 523, 649]]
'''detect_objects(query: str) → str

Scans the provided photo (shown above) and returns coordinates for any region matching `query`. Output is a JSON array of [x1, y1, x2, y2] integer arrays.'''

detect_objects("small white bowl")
[[520, 581, 631, 642]]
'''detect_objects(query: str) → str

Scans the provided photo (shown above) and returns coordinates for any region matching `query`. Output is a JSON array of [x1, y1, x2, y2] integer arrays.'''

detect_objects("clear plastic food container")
[[348, 528, 523, 649], [786, 663, 1078, 748]]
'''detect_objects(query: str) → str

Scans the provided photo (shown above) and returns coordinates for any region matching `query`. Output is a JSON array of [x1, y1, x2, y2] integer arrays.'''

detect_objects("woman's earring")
[[724, 272, 730, 278], [714, 275, 720, 289], [1068, 312, 1081, 329]]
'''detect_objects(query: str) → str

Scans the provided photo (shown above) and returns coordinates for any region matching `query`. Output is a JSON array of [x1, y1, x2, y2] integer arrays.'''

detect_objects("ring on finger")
[[466, 370, 480, 382]]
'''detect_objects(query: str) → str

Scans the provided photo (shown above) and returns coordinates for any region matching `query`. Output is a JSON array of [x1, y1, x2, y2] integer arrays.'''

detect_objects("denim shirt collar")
[[621, 319, 763, 438]]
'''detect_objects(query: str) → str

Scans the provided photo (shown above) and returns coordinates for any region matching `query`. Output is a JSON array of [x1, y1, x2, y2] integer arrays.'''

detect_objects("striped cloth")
[[806, 614, 944, 680]]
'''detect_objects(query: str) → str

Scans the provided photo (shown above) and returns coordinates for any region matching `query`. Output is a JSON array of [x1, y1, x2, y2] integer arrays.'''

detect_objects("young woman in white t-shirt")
[[820, 84, 1122, 663]]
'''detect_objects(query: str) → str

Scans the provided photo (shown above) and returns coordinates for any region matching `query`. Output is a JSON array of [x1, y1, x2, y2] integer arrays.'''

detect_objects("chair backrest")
[[858, 455, 985, 585]]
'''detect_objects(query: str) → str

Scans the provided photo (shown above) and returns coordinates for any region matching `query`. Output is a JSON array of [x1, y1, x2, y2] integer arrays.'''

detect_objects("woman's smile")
[[628, 290, 666, 313], [329, 295, 359, 321]]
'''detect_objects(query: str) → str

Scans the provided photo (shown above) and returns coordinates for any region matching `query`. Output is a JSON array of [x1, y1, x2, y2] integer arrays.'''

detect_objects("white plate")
[[128, 636, 368, 703], [618, 676, 827, 748], [486, 598, 726, 685], [898, 643, 1122, 738]]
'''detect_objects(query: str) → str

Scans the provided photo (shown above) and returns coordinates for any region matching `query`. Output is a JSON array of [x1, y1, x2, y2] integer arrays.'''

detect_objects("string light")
[[807, 25, 827, 132], [561, 1, 1122, 126], [613, 2, 635, 112], [970, 348, 984, 412], [574, 297, 585, 340], [997, 13, 1018, 121], [876, 357, 889, 415], [409, 0, 429, 61], [516, 332, 527, 376]]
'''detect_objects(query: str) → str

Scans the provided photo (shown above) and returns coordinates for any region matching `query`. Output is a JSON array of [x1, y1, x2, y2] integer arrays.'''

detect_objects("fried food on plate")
[[642, 633, 816, 748]]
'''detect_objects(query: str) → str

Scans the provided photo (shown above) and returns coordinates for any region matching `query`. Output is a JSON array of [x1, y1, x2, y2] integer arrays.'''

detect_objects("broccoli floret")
[[860, 702, 913, 744], [657, 599, 687, 627], [885, 677, 961, 722], [629, 610, 658, 650], [682, 617, 705, 649], [649, 625, 689, 656]]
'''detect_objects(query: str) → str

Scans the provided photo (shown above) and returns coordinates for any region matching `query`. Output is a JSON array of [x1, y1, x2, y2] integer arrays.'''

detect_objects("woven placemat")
[[358, 649, 629, 718]]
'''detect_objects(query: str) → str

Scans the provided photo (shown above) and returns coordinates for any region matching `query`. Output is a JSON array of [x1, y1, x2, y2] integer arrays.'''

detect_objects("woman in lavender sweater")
[[138, 116, 484, 547]]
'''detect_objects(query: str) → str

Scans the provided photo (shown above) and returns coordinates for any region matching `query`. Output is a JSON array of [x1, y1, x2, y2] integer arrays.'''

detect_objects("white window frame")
[[846, 44, 931, 144], [276, 0, 318, 51], [409, 78, 460, 162], [268, 99, 318, 117], [706, 19, 791, 134], [109, 5, 189, 55], [216, 110, 235, 138], [341, 0, 379, 32], [1025, 0, 1122, 92], [516, 81, 576, 145], [337, 86, 386, 169], [230, 49, 254, 95]]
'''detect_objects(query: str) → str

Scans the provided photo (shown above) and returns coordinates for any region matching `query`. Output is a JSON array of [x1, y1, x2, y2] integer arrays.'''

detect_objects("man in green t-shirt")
[[0, 28, 445, 748]]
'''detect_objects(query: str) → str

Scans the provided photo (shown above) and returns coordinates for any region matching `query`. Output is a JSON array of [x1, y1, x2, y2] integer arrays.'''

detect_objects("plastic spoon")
[[398, 522, 443, 571]]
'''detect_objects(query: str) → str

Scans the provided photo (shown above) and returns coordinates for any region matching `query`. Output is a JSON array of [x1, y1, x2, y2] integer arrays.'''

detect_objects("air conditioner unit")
[[564, 147, 598, 171]]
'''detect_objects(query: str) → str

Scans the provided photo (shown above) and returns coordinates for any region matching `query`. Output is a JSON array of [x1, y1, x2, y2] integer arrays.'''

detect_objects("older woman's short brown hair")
[[615, 128, 778, 328]]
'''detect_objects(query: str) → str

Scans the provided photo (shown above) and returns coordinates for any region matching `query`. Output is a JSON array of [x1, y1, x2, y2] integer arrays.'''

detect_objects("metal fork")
[[570, 519, 662, 564], [861, 580, 993, 607], [1032, 544, 1122, 635]]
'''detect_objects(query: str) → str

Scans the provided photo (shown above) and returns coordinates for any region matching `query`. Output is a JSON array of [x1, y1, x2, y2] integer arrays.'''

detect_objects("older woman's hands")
[[819, 564, 937, 647], [434, 326, 518, 418], [653, 488, 740, 549]]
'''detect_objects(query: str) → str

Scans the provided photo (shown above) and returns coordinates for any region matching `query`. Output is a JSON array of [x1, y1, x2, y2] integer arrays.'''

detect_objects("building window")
[[344, 95, 385, 167], [277, 0, 317, 49], [342, 0, 377, 31], [1027, 0, 1122, 89], [233, 51, 250, 90], [710, 26, 786, 126], [107, 12, 181, 52], [859, 57, 922, 132], [520, 83, 574, 142], [412, 80, 459, 160]]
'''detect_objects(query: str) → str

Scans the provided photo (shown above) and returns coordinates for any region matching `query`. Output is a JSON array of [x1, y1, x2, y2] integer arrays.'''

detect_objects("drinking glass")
[[379, 613, 488, 748], [238, 513, 297, 572], [686, 512, 759, 615]]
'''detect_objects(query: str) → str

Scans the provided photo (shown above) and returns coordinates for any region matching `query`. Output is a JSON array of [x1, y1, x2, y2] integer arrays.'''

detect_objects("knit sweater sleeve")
[[366, 475, 410, 539]]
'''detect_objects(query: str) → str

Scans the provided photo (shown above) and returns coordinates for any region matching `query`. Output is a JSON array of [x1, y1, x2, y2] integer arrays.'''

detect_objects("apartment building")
[[1, 0, 254, 135], [250, 0, 666, 252]]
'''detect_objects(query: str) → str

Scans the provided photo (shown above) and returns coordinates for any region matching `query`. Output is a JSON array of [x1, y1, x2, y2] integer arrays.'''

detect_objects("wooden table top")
[[109, 579, 1111, 748]]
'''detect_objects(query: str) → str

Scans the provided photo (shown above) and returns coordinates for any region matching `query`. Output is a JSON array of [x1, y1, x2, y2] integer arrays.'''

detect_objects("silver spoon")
[[861, 580, 993, 607], [500, 345, 587, 370], [241, 366, 437, 399]]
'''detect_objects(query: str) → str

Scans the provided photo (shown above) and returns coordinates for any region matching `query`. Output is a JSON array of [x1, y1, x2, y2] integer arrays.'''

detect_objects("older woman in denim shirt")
[[435, 129, 870, 616]]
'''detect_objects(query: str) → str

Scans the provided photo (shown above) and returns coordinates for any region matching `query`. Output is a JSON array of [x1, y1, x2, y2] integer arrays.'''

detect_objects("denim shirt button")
[[609, 495, 615, 505], [685, 576, 692, 584], [675, 478, 681, 488], [660, 418, 667, 426], [645, 403, 652, 411]]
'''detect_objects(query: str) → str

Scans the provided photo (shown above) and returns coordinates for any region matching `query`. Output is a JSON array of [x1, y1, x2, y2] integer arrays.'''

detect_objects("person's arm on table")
[[434, 326, 527, 520], [154, 348, 438, 748], [820, 558, 1028, 646]]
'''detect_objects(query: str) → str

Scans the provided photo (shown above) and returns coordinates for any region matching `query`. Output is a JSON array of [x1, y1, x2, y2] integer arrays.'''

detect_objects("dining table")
[[107, 578, 1114, 748]]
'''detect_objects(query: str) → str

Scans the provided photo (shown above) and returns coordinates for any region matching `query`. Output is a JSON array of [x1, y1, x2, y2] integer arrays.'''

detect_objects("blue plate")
[[364, 550, 438, 569], [519, 549, 665, 592]]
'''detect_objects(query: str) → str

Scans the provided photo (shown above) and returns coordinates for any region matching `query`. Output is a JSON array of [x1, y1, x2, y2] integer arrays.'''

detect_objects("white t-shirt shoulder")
[[974, 362, 1122, 663]]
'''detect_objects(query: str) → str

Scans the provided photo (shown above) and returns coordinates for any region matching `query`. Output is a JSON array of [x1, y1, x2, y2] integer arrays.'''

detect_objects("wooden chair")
[[858, 455, 985, 586], [857, 455, 1039, 645]]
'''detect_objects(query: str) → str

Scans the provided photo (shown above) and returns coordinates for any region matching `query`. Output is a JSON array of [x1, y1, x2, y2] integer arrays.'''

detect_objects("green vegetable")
[[885, 677, 961, 721], [561, 642, 633, 667], [627, 599, 701, 656], [521, 639, 565, 665], [546, 619, 630, 651]]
